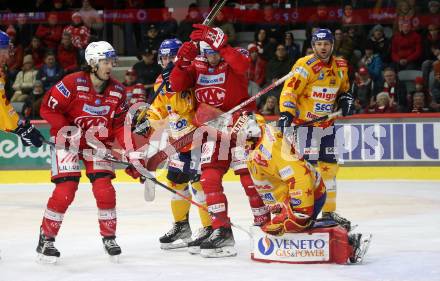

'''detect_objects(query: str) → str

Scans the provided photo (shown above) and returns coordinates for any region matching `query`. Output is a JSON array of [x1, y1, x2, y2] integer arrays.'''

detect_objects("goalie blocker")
[[251, 223, 371, 265]]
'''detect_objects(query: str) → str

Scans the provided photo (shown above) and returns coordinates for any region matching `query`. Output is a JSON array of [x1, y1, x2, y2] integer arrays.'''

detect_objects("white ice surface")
[[0, 181, 439, 281]]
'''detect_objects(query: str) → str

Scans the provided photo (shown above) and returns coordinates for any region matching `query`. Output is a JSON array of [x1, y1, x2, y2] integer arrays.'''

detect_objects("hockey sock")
[[318, 162, 339, 213], [239, 173, 269, 225], [200, 168, 229, 229], [92, 177, 117, 236], [168, 179, 191, 222], [191, 181, 212, 227]]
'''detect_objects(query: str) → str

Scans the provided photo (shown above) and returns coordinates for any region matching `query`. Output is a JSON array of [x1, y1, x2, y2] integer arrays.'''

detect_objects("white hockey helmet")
[[85, 41, 117, 67]]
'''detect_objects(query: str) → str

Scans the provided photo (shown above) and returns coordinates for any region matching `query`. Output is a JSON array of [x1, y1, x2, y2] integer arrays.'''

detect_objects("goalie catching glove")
[[262, 199, 313, 236]]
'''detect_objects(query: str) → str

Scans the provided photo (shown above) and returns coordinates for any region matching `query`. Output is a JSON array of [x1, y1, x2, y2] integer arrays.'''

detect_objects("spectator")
[[247, 43, 267, 87], [421, 24, 440, 87], [24, 37, 46, 69], [132, 48, 161, 97], [427, 1, 440, 26], [177, 3, 203, 42], [284, 32, 300, 63], [11, 55, 38, 102], [367, 91, 397, 113], [63, 12, 91, 60], [259, 95, 279, 115], [430, 61, 440, 111], [35, 13, 64, 51], [79, 0, 104, 41], [352, 66, 375, 113], [391, 20, 422, 70], [22, 80, 45, 120], [57, 32, 79, 74], [123, 68, 147, 105], [376, 67, 408, 112], [53, 0, 65, 12], [265, 44, 293, 99], [359, 42, 383, 83], [256, 4, 284, 43], [14, 13, 34, 48], [411, 92, 433, 113], [254, 29, 269, 58], [36, 51, 64, 92], [341, 3, 365, 49], [394, 0, 417, 31], [368, 25, 391, 64], [307, 4, 337, 35], [213, 10, 236, 45], [6, 26, 24, 80], [139, 24, 162, 58], [158, 8, 178, 40], [333, 28, 354, 62]]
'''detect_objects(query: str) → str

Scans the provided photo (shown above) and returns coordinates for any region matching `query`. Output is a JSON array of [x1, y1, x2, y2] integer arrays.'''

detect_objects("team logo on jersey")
[[197, 73, 226, 86], [311, 87, 338, 101], [294, 67, 309, 79], [95, 99, 101, 105], [74, 116, 108, 130], [56, 82, 70, 98], [314, 102, 334, 113], [109, 91, 122, 99], [195, 87, 225, 107], [115, 84, 124, 91], [258, 237, 275, 256]]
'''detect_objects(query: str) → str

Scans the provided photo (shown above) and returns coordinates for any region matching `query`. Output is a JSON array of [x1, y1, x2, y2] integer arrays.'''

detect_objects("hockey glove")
[[176, 41, 198, 62], [190, 24, 228, 51], [13, 120, 43, 147], [277, 111, 294, 135], [132, 108, 151, 136], [338, 92, 355, 116], [125, 161, 146, 183]]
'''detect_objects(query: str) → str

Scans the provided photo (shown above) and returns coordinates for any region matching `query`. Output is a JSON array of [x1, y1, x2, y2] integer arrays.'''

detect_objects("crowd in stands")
[[1, 0, 440, 119]]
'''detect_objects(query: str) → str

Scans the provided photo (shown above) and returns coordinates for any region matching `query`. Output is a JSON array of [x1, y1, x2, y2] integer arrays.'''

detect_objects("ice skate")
[[348, 233, 373, 264], [102, 236, 121, 263], [36, 229, 60, 264], [200, 227, 237, 258], [159, 220, 192, 250], [187, 226, 213, 254]]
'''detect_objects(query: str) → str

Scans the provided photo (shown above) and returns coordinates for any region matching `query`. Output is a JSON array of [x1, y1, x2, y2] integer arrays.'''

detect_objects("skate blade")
[[200, 246, 237, 258], [188, 246, 201, 255], [108, 254, 120, 263], [36, 254, 59, 264], [350, 234, 373, 264], [160, 238, 191, 250]]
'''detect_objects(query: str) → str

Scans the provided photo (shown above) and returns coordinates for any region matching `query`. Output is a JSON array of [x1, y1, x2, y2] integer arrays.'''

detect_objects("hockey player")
[[131, 38, 213, 253], [37, 41, 131, 262], [0, 29, 43, 147], [169, 24, 270, 257], [243, 114, 369, 263], [278, 28, 355, 230]]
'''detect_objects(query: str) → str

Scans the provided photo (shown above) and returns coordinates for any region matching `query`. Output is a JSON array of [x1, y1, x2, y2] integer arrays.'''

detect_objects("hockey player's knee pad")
[[92, 177, 116, 209], [200, 168, 224, 194], [48, 180, 79, 213], [167, 170, 191, 184], [190, 181, 206, 203]]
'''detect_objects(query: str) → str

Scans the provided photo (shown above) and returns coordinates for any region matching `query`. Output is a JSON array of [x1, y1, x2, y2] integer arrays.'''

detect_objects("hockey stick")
[[145, 71, 295, 170], [294, 110, 342, 128], [43, 139, 252, 237]]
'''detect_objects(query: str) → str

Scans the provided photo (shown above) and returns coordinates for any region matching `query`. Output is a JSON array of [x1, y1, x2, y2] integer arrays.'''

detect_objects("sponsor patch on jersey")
[[259, 144, 272, 160], [169, 159, 184, 170], [311, 87, 338, 101], [294, 66, 309, 79], [208, 203, 226, 213], [169, 118, 188, 131], [290, 198, 302, 206], [56, 82, 70, 98], [260, 192, 276, 203], [312, 63, 323, 74], [306, 111, 320, 119], [283, 101, 296, 109], [304, 147, 319, 155], [330, 78, 336, 85], [290, 190, 303, 197], [335, 59, 347, 67], [78, 94, 90, 101], [253, 154, 268, 167], [279, 166, 294, 180], [77, 85, 89, 92], [195, 87, 225, 107], [255, 184, 273, 191], [318, 71, 325, 80], [306, 57, 317, 65], [115, 84, 124, 91], [83, 104, 110, 115], [196, 73, 226, 86], [76, 77, 87, 84], [314, 102, 334, 113], [109, 91, 122, 99]]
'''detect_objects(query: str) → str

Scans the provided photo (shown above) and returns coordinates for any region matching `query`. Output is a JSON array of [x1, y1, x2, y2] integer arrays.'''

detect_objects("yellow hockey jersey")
[[247, 123, 325, 209], [279, 54, 350, 127], [146, 76, 196, 151], [0, 71, 19, 131]]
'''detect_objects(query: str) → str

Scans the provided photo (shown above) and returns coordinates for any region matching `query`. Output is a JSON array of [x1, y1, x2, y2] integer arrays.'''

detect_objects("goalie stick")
[[43, 139, 252, 237]]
